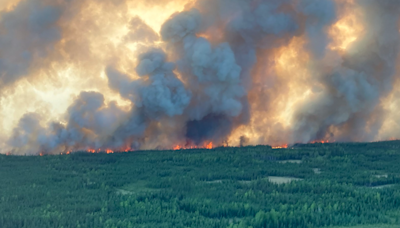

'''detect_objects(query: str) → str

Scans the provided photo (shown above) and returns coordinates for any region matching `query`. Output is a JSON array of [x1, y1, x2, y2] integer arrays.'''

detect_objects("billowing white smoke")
[[292, 0, 400, 143], [2, 0, 400, 154], [108, 49, 191, 118], [8, 92, 127, 154], [161, 8, 245, 119], [0, 0, 62, 89]]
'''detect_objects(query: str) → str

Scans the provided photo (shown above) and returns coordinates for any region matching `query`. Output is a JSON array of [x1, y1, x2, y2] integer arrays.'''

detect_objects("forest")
[[1, 141, 400, 228]]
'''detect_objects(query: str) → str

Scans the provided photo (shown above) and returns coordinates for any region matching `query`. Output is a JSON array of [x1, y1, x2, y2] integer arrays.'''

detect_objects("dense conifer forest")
[[1, 141, 400, 228]]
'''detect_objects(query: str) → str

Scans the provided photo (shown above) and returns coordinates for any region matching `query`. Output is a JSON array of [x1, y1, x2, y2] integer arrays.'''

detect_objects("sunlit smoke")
[[328, 0, 364, 51], [1, 0, 400, 155]]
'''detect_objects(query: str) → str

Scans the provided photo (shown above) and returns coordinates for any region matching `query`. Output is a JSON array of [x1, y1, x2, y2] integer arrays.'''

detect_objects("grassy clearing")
[[373, 174, 389, 178], [267, 176, 303, 184], [204, 180, 223, 184], [369, 184, 396, 189], [238, 176, 304, 185], [313, 168, 322, 174], [236, 176, 303, 185], [116, 180, 158, 195], [278, 160, 302, 164]]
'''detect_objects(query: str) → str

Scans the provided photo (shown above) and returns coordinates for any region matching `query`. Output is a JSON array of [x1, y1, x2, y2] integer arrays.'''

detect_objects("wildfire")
[[272, 144, 288, 149], [66, 148, 130, 155], [173, 145, 182, 150], [311, 140, 331, 144], [272, 140, 330, 149], [205, 142, 213, 149], [328, 3, 364, 51], [173, 141, 214, 150]]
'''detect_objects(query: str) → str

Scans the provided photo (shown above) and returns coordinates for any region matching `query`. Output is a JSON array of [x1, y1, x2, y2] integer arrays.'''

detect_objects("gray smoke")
[[8, 91, 128, 154], [0, 0, 62, 89], [124, 16, 159, 43], [292, 0, 400, 143], [107, 49, 191, 119], [3, 0, 400, 154], [297, 0, 336, 57]]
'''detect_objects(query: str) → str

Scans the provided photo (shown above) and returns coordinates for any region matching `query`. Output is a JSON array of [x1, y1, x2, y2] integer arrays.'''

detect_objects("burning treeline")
[[1, 0, 400, 155]]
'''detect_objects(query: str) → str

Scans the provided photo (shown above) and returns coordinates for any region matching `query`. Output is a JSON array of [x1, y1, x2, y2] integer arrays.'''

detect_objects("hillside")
[[1, 142, 400, 228]]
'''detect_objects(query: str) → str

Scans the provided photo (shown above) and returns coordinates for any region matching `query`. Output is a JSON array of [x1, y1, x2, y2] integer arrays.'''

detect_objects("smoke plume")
[[1, 0, 400, 154]]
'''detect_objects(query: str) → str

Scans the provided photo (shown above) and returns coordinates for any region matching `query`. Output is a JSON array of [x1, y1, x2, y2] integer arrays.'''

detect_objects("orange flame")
[[82, 147, 130, 154], [173, 145, 182, 150], [173, 141, 214, 150], [272, 144, 288, 149], [311, 140, 331, 144], [205, 142, 213, 149]]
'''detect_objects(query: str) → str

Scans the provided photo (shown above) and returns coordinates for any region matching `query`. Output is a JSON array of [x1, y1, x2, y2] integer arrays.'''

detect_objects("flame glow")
[[328, 2, 364, 51], [272, 145, 288, 149], [173, 141, 214, 150]]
